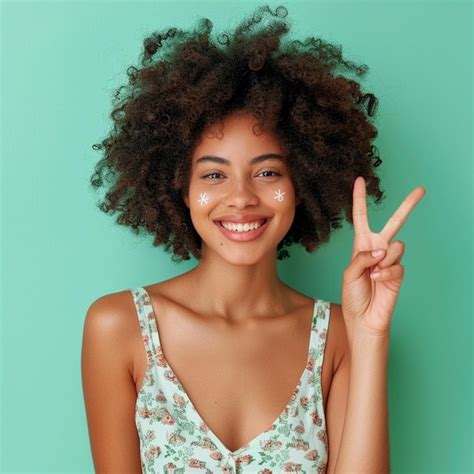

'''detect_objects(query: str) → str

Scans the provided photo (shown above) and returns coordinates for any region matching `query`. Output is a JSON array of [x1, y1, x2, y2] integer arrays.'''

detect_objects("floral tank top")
[[129, 286, 331, 474]]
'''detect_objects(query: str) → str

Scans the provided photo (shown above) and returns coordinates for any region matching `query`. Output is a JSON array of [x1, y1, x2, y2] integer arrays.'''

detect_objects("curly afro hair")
[[90, 3, 385, 263]]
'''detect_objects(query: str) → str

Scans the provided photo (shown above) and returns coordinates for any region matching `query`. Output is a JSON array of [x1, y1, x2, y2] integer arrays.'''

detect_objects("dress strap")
[[129, 287, 159, 367], [313, 299, 331, 378]]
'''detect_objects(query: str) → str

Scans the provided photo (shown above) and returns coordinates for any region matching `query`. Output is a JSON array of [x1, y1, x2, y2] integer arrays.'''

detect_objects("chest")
[[132, 300, 334, 453]]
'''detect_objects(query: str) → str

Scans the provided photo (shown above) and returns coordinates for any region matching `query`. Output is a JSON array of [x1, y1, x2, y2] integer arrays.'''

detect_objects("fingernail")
[[371, 271, 381, 279], [372, 249, 385, 257]]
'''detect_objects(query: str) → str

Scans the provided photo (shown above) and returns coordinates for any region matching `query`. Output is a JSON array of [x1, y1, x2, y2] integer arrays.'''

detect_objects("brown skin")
[[181, 111, 301, 319], [81, 112, 351, 472]]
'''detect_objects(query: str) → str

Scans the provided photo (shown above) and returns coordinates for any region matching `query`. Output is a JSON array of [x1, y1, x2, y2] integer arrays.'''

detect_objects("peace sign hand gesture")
[[341, 176, 426, 344]]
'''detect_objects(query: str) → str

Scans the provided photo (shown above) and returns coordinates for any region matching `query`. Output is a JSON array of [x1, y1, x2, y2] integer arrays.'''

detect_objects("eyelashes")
[[201, 170, 282, 181]]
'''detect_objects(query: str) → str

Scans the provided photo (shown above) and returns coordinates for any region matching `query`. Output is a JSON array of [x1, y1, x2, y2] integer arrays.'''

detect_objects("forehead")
[[191, 113, 285, 166]]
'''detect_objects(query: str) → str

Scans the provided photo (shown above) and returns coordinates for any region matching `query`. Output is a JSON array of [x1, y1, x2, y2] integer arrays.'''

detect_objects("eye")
[[200, 170, 282, 181], [201, 172, 224, 181], [258, 170, 281, 178]]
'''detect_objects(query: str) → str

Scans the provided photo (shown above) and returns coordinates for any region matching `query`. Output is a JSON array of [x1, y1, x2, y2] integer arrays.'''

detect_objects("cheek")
[[188, 182, 219, 208], [191, 189, 224, 212], [195, 191, 212, 208], [270, 182, 298, 207], [271, 187, 288, 203]]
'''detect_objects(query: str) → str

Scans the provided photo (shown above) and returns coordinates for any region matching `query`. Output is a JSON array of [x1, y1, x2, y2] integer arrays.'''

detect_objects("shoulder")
[[81, 289, 144, 471], [82, 289, 139, 372], [328, 302, 349, 373], [84, 289, 136, 331]]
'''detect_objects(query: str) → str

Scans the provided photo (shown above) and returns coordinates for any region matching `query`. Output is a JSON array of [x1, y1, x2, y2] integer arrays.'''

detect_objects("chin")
[[206, 241, 278, 266], [220, 252, 270, 266]]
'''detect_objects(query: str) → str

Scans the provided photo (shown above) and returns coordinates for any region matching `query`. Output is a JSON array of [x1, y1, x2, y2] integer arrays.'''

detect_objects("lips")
[[214, 217, 271, 242], [213, 214, 270, 224], [217, 218, 267, 228]]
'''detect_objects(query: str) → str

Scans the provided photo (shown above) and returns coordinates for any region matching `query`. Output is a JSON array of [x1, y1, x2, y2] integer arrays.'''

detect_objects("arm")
[[329, 175, 423, 472], [334, 330, 390, 473], [325, 304, 390, 473], [81, 294, 143, 473], [325, 304, 351, 474]]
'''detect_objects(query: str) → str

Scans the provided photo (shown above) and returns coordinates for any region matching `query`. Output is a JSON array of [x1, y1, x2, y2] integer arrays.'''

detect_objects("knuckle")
[[395, 264, 404, 276]]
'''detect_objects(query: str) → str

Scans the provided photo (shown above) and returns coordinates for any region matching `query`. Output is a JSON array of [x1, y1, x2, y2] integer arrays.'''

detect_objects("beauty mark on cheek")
[[198, 192, 209, 206], [273, 189, 285, 202]]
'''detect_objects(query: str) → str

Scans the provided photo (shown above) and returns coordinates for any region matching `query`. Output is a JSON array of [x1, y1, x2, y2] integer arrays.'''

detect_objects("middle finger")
[[380, 187, 426, 242]]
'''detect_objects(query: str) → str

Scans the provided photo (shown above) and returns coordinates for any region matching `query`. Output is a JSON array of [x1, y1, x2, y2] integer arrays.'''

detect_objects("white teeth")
[[221, 220, 264, 232]]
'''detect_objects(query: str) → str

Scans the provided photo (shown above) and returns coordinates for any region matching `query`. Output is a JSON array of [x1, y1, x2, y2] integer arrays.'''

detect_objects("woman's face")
[[184, 111, 302, 265]]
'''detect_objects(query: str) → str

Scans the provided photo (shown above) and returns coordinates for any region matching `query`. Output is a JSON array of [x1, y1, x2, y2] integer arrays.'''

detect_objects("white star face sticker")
[[273, 189, 285, 202], [198, 192, 209, 206]]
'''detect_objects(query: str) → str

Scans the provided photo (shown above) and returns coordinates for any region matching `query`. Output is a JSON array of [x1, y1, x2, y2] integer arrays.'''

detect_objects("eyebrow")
[[195, 153, 285, 167]]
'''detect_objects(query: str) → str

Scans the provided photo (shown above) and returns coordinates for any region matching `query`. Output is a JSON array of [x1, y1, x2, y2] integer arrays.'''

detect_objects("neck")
[[183, 246, 290, 321]]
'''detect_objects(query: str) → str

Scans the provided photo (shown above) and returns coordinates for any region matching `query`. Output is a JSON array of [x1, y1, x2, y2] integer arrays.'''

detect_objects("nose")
[[222, 178, 259, 208]]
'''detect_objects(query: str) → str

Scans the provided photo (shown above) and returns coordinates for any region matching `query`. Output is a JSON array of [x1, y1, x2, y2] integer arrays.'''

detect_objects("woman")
[[81, 4, 425, 473]]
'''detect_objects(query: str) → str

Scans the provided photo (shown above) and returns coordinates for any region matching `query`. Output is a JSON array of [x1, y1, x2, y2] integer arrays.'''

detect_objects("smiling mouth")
[[214, 217, 272, 242], [216, 218, 268, 229]]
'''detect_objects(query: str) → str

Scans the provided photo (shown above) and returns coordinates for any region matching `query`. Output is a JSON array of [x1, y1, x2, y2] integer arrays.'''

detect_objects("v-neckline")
[[138, 286, 318, 457]]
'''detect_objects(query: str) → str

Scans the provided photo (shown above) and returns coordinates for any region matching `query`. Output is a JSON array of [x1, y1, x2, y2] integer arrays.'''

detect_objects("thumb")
[[344, 248, 386, 281]]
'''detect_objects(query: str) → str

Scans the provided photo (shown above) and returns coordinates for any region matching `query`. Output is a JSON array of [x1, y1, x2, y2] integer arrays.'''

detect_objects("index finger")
[[380, 186, 426, 242]]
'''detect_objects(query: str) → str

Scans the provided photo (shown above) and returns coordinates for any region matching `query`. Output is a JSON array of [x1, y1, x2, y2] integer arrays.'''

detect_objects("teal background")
[[1, 0, 472, 472]]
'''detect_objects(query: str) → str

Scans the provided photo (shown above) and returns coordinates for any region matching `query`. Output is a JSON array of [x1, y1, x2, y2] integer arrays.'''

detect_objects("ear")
[[183, 193, 190, 208], [295, 194, 303, 206]]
